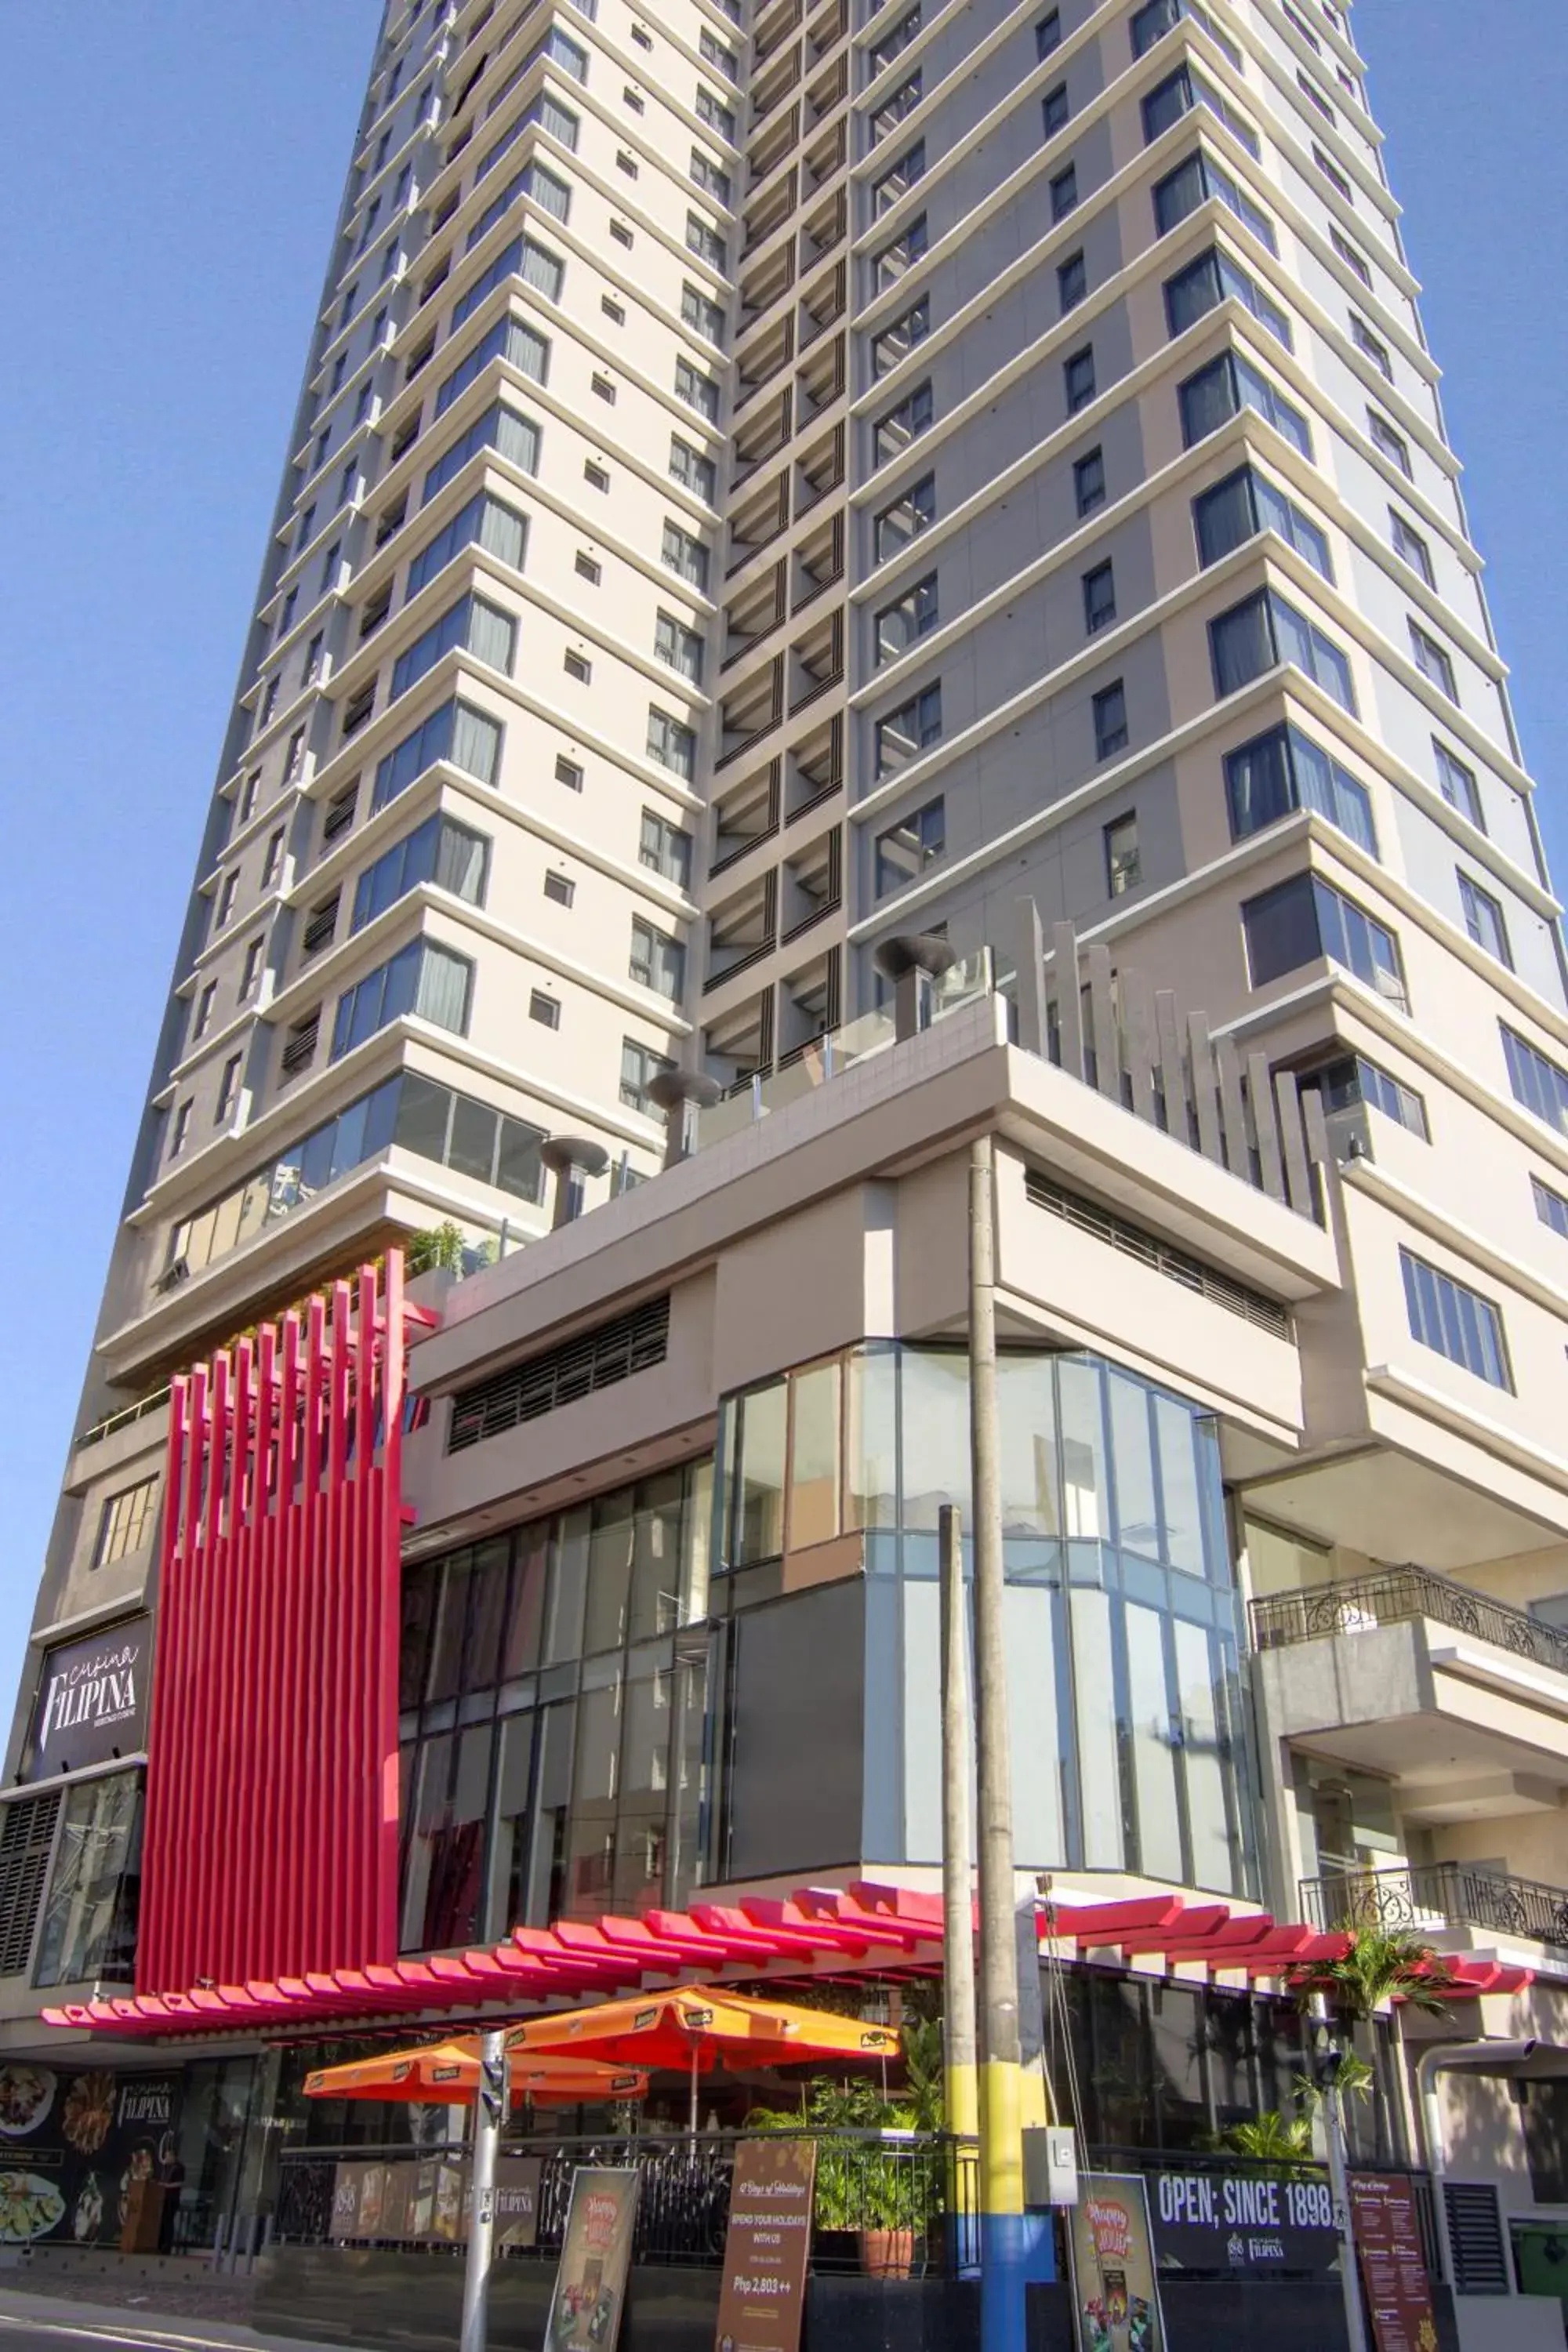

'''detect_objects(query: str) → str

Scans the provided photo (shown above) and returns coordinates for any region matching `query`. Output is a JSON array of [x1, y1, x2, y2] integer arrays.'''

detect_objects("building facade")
[[7, 0, 1568, 2344]]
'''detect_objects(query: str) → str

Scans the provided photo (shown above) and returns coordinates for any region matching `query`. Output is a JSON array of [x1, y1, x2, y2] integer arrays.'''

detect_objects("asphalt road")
[[0, 2303, 346, 2352]]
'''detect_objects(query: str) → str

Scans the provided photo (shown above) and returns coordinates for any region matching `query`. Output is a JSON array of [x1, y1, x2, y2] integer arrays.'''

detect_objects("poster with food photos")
[[0, 2067, 184, 2247]]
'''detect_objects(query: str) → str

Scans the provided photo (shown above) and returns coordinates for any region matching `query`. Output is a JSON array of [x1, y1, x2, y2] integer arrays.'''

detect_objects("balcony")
[[1253, 1564, 1568, 1826], [1301, 1862, 1568, 1952]]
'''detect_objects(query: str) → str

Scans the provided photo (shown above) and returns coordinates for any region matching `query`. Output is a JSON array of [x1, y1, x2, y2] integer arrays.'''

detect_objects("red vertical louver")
[[137, 1256, 415, 1993]]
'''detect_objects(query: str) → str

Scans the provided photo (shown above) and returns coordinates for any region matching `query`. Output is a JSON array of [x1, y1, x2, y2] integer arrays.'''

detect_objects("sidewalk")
[[0, 2279, 349, 2352]]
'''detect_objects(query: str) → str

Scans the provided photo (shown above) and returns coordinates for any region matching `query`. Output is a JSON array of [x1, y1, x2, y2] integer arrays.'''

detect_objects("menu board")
[[713, 2138, 817, 2352], [1348, 2174, 1439, 2352]]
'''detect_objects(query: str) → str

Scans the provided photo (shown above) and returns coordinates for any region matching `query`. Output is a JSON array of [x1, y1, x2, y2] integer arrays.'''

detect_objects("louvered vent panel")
[[448, 1295, 671, 1454], [0, 1791, 61, 1977]]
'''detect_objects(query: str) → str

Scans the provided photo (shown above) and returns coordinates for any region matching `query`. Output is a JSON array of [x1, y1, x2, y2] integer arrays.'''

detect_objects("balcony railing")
[[1249, 1563, 1568, 1678], [1302, 1863, 1568, 1951]]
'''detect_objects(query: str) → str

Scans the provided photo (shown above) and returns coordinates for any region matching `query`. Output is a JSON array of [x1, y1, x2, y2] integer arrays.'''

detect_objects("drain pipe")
[[1417, 2038, 1537, 2292]]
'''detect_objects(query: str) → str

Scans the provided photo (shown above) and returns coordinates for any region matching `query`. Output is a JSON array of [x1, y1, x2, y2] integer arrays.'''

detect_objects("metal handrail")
[[1248, 1563, 1568, 1679], [1301, 1863, 1568, 1951]]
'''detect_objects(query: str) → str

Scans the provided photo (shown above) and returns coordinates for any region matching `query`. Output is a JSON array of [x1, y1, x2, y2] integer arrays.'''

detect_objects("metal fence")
[[1302, 1862, 1568, 1951], [275, 2130, 978, 2276], [1247, 1562, 1568, 1677]]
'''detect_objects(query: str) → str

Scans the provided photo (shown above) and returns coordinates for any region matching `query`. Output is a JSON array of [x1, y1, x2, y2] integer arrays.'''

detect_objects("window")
[[869, 5, 920, 75], [1094, 681, 1128, 759], [434, 314, 550, 417], [351, 815, 489, 931], [1434, 740, 1483, 829], [592, 370, 618, 401], [686, 210, 727, 269], [1313, 1054, 1428, 1139], [875, 572, 938, 664], [1352, 313, 1393, 379], [1051, 164, 1079, 222], [575, 551, 602, 583], [691, 149, 731, 205], [873, 212, 928, 292], [616, 147, 639, 176], [695, 86, 735, 140], [1297, 67, 1335, 122], [1312, 141, 1352, 201], [216, 1053, 243, 1120], [1105, 813, 1141, 896], [1058, 249, 1087, 310], [676, 357, 720, 420], [1179, 349, 1312, 459], [321, 539, 343, 593], [1131, 0, 1243, 64], [407, 489, 528, 596], [640, 808, 693, 888], [343, 681, 376, 739], [192, 980, 217, 1040], [875, 684, 942, 778], [876, 797, 945, 895], [322, 781, 358, 845], [564, 649, 592, 683], [1193, 465, 1332, 579], [1143, 63, 1259, 158], [285, 727, 307, 782], [1042, 82, 1069, 138], [1225, 724, 1376, 854], [1400, 1250, 1511, 1391], [1331, 224, 1372, 287], [557, 755, 584, 792], [214, 870, 238, 930], [1065, 344, 1096, 412], [170, 1099, 193, 1159], [585, 461, 610, 491], [391, 591, 517, 700], [1409, 620, 1458, 702], [655, 610, 705, 683], [544, 869, 575, 907], [873, 141, 927, 217], [1458, 871, 1511, 967], [529, 989, 561, 1028], [1390, 509, 1434, 587], [336, 459, 358, 509], [670, 437, 717, 503], [874, 472, 936, 559], [1534, 1177, 1568, 1240], [305, 630, 325, 682], [1210, 588, 1356, 713], [331, 938, 473, 1057], [869, 74, 922, 147], [93, 1478, 159, 1568], [372, 696, 503, 813], [873, 380, 934, 463], [1164, 246, 1291, 349], [1074, 447, 1106, 516], [647, 706, 697, 781], [1504, 1026, 1568, 1134], [421, 401, 541, 504], [630, 916, 685, 1000], [239, 935, 265, 1001], [1369, 409, 1412, 477], [1242, 873, 1407, 1008], [302, 893, 339, 956], [700, 27, 739, 79], [681, 282, 726, 344], [661, 520, 710, 590], [1036, 8, 1061, 57], [1152, 148, 1276, 252], [1083, 561, 1116, 634], [622, 1038, 675, 1113]]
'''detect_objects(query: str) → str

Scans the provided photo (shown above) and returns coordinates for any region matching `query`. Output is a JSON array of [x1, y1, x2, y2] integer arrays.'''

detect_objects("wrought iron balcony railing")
[[1249, 1563, 1568, 1679], [1302, 1863, 1568, 1951]]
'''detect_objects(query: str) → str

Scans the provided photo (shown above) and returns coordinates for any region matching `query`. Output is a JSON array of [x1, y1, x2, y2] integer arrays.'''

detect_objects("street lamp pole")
[[459, 2027, 506, 2352]]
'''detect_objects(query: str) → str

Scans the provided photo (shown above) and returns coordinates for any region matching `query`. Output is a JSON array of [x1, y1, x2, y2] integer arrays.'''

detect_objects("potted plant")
[[747, 2071, 928, 2278]]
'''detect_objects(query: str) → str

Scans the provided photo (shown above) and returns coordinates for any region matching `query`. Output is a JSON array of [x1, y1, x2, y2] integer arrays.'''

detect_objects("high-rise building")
[[7, 1, 1568, 2340]]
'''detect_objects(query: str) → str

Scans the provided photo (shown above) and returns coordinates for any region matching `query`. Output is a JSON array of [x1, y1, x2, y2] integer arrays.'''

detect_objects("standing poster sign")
[[1069, 2175, 1167, 2352], [546, 2167, 640, 2352], [713, 2137, 817, 2352], [1348, 2175, 1439, 2352]]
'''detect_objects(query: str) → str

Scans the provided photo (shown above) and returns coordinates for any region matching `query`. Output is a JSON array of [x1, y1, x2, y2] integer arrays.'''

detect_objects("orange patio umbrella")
[[304, 2038, 649, 2107], [506, 1985, 900, 2130]]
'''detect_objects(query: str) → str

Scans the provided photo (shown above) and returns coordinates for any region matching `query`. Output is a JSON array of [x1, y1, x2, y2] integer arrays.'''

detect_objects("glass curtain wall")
[[713, 1347, 1257, 1898], [397, 1462, 711, 1951], [32, 1768, 143, 1987]]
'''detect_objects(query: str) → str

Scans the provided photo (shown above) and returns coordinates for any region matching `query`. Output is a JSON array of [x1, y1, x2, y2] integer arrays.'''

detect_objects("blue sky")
[[0, 1, 1563, 1728]]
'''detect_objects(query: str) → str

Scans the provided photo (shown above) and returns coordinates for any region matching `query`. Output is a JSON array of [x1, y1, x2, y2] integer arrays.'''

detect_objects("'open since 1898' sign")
[[1150, 2169, 1341, 2277]]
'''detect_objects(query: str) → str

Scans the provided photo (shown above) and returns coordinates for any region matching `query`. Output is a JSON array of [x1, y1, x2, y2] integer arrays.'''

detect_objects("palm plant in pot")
[[747, 2046, 940, 2279]]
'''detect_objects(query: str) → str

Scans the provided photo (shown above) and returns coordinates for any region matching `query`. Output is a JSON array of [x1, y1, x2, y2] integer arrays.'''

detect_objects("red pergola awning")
[[42, 1883, 1533, 2042]]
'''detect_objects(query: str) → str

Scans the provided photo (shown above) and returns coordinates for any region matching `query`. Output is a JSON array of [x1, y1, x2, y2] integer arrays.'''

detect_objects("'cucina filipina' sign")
[[27, 1616, 151, 1777]]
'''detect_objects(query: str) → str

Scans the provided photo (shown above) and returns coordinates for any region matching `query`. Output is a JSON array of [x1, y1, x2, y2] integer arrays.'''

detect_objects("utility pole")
[[1311, 1996, 1370, 2352], [938, 1502, 978, 2267], [968, 1134, 1030, 2352], [459, 2027, 506, 2352]]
